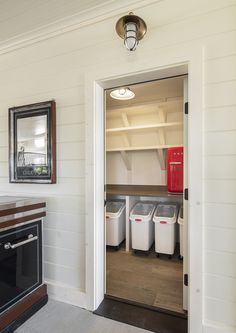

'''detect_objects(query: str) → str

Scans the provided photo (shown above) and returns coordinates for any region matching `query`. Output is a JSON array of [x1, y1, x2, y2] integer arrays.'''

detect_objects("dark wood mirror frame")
[[9, 100, 56, 184]]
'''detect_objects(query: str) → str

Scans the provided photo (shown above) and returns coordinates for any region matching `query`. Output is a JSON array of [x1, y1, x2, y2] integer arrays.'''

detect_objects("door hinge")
[[184, 274, 188, 286], [104, 199, 107, 207], [184, 188, 188, 201], [184, 102, 188, 115]]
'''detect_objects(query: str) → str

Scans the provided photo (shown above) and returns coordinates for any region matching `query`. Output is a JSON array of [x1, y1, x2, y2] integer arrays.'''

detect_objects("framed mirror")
[[9, 100, 56, 183]]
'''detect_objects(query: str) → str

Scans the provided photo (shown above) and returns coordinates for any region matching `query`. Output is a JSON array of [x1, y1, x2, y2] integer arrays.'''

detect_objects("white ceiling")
[[106, 76, 185, 109], [0, 0, 114, 43]]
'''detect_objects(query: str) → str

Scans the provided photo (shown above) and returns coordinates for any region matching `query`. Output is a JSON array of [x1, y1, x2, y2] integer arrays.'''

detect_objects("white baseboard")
[[203, 321, 236, 333], [45, 279, 87, 310]]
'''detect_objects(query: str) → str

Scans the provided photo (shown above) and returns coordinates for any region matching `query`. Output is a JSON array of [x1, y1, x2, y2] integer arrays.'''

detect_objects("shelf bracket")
[[121, 133, 130, 147], [158, 108, 166, 123], [156, 149, 166, 170], [121, 112, 130, 127], [120, 151, 131, 170]]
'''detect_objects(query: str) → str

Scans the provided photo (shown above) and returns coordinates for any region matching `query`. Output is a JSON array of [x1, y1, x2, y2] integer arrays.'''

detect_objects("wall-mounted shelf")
[[106, 184, 183, 198], [106, 98, 183, 118], [106, 144, 183, 152], [106, 99, 183, 171], [106, 121, 183, 134]]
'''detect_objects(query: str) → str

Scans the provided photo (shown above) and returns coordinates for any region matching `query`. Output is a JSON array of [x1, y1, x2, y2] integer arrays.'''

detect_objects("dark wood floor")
[[94, 298, 188, 333], [106, 245, 184, 314]]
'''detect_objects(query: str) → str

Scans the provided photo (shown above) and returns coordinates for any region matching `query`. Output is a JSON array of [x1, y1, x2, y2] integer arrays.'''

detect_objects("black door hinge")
[[185, 102, 188, 115], [104, 199, 107, 207], [184, 188, 188, 201], [184, 274, 188, 286]]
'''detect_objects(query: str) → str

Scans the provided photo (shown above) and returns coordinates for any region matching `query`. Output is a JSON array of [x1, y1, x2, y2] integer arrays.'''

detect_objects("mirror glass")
[[16, 115, 48, 175]]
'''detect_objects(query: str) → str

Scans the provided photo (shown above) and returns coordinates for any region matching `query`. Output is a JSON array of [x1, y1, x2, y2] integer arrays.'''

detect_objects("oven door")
[[0, 221, 42, 313]]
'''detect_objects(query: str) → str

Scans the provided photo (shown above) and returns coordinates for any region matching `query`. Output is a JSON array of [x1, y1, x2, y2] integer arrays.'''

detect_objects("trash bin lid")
[[131, 202, 155, 217], [155, 204, 177, 218], [106, 201, 125, 214]]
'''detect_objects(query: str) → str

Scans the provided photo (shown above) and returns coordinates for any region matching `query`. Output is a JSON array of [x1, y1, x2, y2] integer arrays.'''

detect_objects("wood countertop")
[[0, 196, 46, 230], [106, 184, 183, 198]]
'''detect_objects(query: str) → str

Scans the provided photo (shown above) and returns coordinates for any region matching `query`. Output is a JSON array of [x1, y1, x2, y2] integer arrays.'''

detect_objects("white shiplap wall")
[[0, 0, 235, 331]]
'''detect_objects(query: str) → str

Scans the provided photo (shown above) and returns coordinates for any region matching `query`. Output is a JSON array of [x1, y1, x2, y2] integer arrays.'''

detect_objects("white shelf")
[[106, 98, 183, 118], [106, 121, 183, 134], [106, 144, 183, 152]]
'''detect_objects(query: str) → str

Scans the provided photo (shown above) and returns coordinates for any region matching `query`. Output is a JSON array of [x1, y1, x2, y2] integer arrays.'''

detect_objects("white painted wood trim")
[[46, 279, 87, 309], [85, 48, 204, 333], [0, 0, 161, 55]]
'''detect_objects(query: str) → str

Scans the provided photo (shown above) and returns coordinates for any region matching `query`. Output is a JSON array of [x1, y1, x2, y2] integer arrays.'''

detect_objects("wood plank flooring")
[[106, 246, 185, 314]]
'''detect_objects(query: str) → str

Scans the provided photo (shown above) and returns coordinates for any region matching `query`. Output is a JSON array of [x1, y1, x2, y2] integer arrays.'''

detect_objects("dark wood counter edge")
[[106, 184, 183, 197], [0, 211, 46, 230], [0, 284, 48, 332], [0, 202, 46, 217]]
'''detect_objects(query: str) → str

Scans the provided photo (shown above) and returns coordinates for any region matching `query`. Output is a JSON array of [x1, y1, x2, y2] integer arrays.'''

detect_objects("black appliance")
[[0, 221, 42, 314]]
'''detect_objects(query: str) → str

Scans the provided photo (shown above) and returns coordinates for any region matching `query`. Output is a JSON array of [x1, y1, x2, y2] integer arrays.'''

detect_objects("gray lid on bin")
[[132, 202, 155, 216], [106, 201, 124, 214], [155, 204, 176, 218]]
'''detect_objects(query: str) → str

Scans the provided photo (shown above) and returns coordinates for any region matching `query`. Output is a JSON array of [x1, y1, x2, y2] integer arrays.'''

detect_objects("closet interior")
[[105, 76, 187, 315]]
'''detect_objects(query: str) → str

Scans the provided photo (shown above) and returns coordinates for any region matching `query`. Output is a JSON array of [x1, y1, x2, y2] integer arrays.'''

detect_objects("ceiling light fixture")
[[115, 12, 147, 51], [110, 87, 135, 100]]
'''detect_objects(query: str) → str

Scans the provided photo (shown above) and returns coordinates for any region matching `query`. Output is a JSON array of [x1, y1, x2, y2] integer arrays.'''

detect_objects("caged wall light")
[[115, 12, 147, 51]]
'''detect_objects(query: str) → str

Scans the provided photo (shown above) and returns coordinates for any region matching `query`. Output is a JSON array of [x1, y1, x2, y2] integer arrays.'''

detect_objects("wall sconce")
[[115, 12, 147, 51]]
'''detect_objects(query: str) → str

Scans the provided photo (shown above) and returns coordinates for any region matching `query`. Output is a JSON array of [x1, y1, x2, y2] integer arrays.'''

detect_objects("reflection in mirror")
[[17, 115, 48, 172], [9, 101, 56, 183]]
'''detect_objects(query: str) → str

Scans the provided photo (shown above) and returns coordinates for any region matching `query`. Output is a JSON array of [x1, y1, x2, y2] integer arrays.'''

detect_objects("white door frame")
[[85, 46, 204, 333]]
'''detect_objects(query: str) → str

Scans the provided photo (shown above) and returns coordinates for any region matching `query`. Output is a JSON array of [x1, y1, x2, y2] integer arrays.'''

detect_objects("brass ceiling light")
[[115, 12, 147, 51]]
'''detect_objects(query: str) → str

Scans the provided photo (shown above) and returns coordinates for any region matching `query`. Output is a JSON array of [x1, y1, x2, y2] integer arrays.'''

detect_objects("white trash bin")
[[153, 204, 178, 257], [178, 205, 184, 259], [130, 202, 156, 252], [106, 201, 125, 247]]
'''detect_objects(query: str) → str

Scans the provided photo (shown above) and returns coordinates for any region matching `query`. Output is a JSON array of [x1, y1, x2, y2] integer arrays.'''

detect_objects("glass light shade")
[[124, 22, 138, 51], [110, 88, 135, 100]]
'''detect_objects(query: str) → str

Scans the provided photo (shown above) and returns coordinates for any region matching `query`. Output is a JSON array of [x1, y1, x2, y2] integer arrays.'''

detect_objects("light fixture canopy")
[[110, 87, 135, 100], [116, 12, 147, 51]]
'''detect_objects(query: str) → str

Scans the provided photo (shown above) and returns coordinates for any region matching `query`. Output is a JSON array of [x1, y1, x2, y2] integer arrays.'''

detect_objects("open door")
[[183, 77, 188, 311]]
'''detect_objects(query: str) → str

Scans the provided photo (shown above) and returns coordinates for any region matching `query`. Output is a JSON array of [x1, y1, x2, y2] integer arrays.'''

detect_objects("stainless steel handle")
[[169, 162, 182, 165], [4, 234, 38, 250]]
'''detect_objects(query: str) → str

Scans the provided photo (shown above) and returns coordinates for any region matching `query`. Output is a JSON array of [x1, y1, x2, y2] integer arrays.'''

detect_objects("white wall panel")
[[205, 227, 236, 253], [205, 298, 236, 327], [205, 180, 236, 204], [205, 274, 236, 303], [204, 251, 236, 278], [45, 212, 85, 233], [205, 106, 236, 132], [205, 55, 236, 83], [205, 30, 236, 60], [205, 203, 236, 229], [57, 105, 85, 125], [57, 160, 85, 179], [205, 155, 236, 180], [205, 131, 236, 155], [205, 80, 236, 108]]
